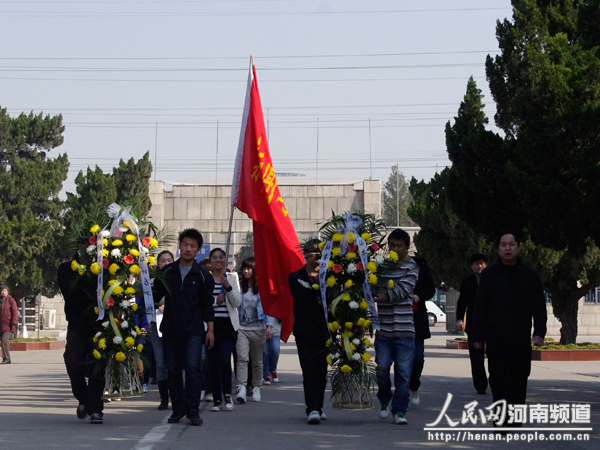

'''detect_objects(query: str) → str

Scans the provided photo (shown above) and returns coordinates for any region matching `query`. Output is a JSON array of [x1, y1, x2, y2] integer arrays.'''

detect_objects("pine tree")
[[381, 165, 416, 227], [113, 151, 153, 218]]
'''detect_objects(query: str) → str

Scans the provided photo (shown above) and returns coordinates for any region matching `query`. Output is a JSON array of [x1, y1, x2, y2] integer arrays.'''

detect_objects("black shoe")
[[188, 415, 203, 426], [0, 360, 11, 365], [157, 380, 169, 410], [158, 399, 169, 410], [90, 413, 103, 424], [77, 404, 88, 420], [168, 411, 186, 424]]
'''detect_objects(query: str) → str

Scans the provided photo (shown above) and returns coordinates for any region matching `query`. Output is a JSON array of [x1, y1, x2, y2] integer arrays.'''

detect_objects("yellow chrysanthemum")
[[362, 338, 371, 346], [93, 350, 102, 360], [359, 300, 368, 310], [90, 262, 101, 275], [115, 352, 126, 362], [109, 263, 119, 275], [332, 233, 343, 242], [132, 303, 138, 311], [347, 331, 354, 338], [112, 286, 124, 296], [326, 355, 333, 366], [331, 247, 340, 256], [93, 336, 98, 343], [135, 326, 141, 335], [327, 261, 334, 270], [388, 280, 394, 289], [326, 276, 337, 287], [129, 248, 139, 257], [361, 233, 371, 243], [137, 344, 143, 353], [108, 279, 116, 286], [125, 337, 135, 347], [125, 287, 136, 294], [122, 220, 132, 229], [325, 338, 332, 347], [344, 279, 354, 289], [71, 260, 78, 272], [350, 343, 356, 351], [318, 241, 325, 251], [148, 256, 155, 265], [98, 338, 106, 349], [340, 365, 352, 374], [345, 252, 357, 260], [362, 353, 371, 363], [112, 239, 123, 247], [347, 232, 356, 243], [103, 249, 109, 257], [94, 307, 99, 315], [345, 322, 353, 330], [90, 224, 101, 235], [312, 284, 319, 290], [366, 261, 378, 273], [368, 273, 378, 285], [342, 294, 351, 302], [328, 322, 336, 332], [129, 265, 141, 275], [149, 238, 159, 250], [103, 238, 108, 247], [364, 319, 371, 328], [329, 321, 340, 331], [126, 234, 136, 243], [389, 250, 399, 263], [357, 317, 366, 327]]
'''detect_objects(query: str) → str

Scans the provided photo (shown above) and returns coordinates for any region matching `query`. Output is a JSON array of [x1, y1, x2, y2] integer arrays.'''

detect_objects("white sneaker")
[[211, 401, 222, 412], [378, 402, 390, 419], [224, 395, 234, 411], [271, 371, 279, 383], [320, 412, 327, 420], [394, 412, 408, 425], [236, 385, 247, 403], [410, 390, 420, 406], [206, 393, 213, 402], [307, 410, 321, 424], [252, 386, 261, 402], [142, 384, 148, 393], [200, 390, 206, 401]]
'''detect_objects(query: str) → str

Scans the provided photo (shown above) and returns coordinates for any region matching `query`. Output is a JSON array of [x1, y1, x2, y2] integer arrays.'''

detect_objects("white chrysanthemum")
[[87, 245, 96, 254], [130, 330, 137, 337], [352, 353, 362, 361], [119, 226, 128, 233], [352, 338, 361, 345], [111, 248, 121, 258], [349, 301, 360, 310], [142, 247, 149, 254], [113, 336, 122, 344], [102, 321, 109, 328], [120, 320, 129, 329], [347, 263, 357, 274], [334, 352, 340, 359], [375, 255, 385, 265], [328, 353, 335, 360], [120, 300, 130, 308], [95, 331, 102, 338], [100, 230, 110, 238]]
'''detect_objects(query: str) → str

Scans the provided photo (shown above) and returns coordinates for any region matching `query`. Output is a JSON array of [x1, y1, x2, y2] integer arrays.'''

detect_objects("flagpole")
[[225, 204, 236, 267]]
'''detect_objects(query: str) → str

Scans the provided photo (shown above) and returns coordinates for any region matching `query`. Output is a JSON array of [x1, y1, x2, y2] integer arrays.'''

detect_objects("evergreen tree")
[[381, 165, 416, 227], [113, 151, 153, 218], [234, 232, 254, 273], [0, 106, 68, 301]]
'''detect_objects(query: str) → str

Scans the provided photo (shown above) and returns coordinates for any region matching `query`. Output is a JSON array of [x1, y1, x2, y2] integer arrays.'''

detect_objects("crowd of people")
[[52, 227, 546, 428]]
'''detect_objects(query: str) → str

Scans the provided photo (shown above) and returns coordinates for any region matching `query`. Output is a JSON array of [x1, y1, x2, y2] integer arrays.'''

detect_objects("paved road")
[[0, 327, 598, 449]]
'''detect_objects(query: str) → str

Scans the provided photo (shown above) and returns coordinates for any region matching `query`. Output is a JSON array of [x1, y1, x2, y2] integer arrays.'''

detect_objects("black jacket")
[[471, 260, 547, 345], [289, 266, 329, 344], [413, 257, 436, 340], [157, 260, 215, 338], [456, 273, 479, 335], [57, 260, 97, 336]]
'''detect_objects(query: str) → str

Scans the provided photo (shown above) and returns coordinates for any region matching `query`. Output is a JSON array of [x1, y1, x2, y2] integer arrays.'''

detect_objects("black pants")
[[486, 340, 531, 412], [468, 335, 488, 393], [296, 339, 327, 416], [63, 328, 105, 415]]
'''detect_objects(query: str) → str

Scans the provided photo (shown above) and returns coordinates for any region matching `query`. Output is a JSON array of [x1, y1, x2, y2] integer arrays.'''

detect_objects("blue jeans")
[[263, 334, 281, 377], [149, 323, 167, 382], [163, 334, 204, 416], [375, 335, 415, 415]]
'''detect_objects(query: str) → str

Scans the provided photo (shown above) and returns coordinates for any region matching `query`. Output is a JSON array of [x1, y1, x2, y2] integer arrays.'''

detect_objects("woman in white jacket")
[[207, 248, 240, 412]]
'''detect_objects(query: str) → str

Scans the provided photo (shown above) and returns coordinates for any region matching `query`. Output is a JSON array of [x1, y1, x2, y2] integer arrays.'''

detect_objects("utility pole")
[[396, 164, 400, 227], [216, 120, 219, 184], [153, 122, 158, 182], [369, 118, 372, 180], [316, 118, 319, 185]]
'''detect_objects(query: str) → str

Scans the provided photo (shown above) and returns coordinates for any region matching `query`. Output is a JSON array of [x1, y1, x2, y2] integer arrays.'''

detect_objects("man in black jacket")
[[408, 257, 436, 407], [289, 239, 329, 425], [58, 244, 105, 425], [472, 233, 546, 423], [157, 229, 215, 426], [456, 253, 489, 394]]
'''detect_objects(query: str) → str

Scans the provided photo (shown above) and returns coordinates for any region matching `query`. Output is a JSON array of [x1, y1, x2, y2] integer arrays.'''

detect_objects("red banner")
[[232, 61, 305, 342]]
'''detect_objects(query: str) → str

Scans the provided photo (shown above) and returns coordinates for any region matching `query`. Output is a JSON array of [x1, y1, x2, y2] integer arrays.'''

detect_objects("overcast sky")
[[1, 0, 513, 194]]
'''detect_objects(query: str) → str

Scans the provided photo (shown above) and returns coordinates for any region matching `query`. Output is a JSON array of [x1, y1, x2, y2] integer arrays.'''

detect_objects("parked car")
[[425, 301, 446, 326]]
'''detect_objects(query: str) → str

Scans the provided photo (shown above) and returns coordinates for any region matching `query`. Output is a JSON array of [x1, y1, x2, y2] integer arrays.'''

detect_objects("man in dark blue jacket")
[[472, 233, 546, 425], [157, 229, 215, 426]]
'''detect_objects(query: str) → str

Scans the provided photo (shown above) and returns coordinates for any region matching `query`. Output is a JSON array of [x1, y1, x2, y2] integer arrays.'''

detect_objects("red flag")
[[231, 58, 305, 342]]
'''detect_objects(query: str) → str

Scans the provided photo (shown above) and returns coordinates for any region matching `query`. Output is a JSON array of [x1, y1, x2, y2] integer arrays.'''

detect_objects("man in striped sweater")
[[374, 229, 419, 425]]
